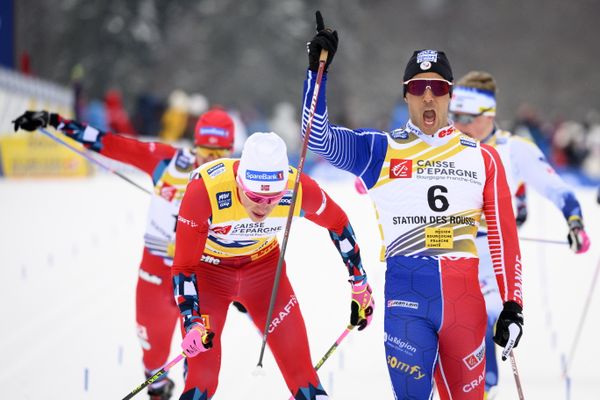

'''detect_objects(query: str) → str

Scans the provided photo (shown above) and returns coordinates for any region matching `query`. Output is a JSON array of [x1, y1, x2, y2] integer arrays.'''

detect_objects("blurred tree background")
[[14, 0, 600, 127]]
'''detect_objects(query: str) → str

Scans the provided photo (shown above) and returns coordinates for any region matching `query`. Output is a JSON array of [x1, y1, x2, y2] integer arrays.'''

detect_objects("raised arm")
[[13, 110, 176, 176], [302, 12, 388, 181]]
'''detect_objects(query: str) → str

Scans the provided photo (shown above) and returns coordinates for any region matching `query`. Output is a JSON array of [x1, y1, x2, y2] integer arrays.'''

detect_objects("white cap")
[[238, 132, 289, 193]]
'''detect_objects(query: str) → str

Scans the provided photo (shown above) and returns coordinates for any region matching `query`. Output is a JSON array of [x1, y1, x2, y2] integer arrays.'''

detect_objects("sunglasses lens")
[[245, 191, 284, 205], [451, 113, 476, 124], [407, 80, 427, 96], [430, 81, 450, 96], [406, 80, 451, 96]]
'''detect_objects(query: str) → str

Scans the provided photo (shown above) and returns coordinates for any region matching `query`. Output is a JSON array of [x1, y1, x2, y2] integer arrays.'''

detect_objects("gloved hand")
[[515, 201, 527, 227], [567, 216, 590, 254], [12, 110, 59, 132], [181, 323, 215, 357], [307, 10, 338, 72], [350, 282, 374, 331], [493, 301, 523, 361]]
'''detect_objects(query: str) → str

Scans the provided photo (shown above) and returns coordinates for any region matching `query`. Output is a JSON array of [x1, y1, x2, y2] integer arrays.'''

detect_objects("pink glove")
[[568, 217, 591, 254], [181, 323, 214, 357], [351, 283, 374, 330]]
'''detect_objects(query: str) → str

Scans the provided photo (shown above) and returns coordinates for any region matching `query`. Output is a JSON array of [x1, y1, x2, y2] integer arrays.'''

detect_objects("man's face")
[[404, 72, 451, 135], [236, 179, 283, 223]]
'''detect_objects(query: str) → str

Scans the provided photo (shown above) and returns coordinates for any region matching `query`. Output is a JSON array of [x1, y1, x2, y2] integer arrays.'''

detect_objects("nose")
[[423, 87, 435, 102]]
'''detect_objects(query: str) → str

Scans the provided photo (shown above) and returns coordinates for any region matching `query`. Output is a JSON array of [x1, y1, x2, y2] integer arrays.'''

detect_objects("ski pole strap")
[[121, 353, 186, 400]]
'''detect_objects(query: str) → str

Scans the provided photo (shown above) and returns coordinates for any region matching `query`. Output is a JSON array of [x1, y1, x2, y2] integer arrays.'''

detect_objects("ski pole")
[[121, 352, 186, 400], [509, 350, 525, 400], [288, 325, 355, 400], [519, 236, 567, 245], [256, 47, 328, 370], [566, 256, 600, 373], [38, 127, 152, 195]]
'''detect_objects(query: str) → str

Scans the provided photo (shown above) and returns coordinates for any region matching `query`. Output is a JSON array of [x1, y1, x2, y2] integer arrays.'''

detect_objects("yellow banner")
[[0, 132, 91, 177]]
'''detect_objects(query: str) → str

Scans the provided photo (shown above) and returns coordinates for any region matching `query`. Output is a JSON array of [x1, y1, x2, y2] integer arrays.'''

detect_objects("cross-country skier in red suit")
[[13, 107, 236, 400], [172, 131, 374, 400]]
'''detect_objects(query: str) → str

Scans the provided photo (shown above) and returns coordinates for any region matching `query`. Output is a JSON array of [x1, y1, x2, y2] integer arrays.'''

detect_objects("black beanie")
[[403, 50, 453, 96]]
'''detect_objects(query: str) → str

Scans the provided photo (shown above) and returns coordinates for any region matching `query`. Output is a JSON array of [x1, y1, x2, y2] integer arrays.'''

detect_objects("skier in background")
[[449, 70, 591, 398], [172, 132, 374, 399], [13, 107, 235, 400], [301, 11, 524, 400]]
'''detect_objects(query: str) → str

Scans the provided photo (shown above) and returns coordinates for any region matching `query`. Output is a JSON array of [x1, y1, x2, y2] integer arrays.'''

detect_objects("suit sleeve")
[[171, 178, 211, 331], [481, 144, 523, 307], [54, 115, 177, 175], [172, 178, 211, 275], [301, 71, 389, 189]]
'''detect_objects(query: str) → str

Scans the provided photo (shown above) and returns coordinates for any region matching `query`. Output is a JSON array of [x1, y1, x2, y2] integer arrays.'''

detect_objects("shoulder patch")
[[460, 137, 478, 148], [207, 162, 226, 178], [174, 149, 196, 171], [390, 129, 409, 140]]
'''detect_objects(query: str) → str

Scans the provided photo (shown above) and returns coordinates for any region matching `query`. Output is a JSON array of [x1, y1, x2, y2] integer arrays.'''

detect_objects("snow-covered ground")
[[1, 171, 598, 399]]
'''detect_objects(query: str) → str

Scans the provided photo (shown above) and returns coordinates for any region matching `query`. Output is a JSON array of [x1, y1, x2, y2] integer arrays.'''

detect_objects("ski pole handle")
[[121, 352, 186, 400]]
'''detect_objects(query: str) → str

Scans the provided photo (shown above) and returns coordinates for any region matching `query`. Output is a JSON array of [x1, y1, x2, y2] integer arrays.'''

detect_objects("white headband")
[[450, 86, 496, 116]]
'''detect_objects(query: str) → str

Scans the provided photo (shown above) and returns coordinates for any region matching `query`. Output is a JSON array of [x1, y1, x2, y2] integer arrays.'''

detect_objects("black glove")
[[307, 10, 338, 72], [12, 110, 59, 132], [515, 202, 528, 227], [493, 301, 523, 359]]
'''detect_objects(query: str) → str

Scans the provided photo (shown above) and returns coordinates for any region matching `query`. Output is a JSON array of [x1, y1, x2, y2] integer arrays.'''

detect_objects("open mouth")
[[423, 110, 436, 127]]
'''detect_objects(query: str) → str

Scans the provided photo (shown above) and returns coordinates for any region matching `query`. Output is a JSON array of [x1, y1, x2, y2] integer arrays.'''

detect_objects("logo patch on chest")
[[389, 159, 413, 178], [216, 191, 232, 209]]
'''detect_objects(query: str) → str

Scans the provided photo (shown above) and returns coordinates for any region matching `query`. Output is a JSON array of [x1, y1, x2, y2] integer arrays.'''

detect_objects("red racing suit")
[[172, 158, 367, 399]]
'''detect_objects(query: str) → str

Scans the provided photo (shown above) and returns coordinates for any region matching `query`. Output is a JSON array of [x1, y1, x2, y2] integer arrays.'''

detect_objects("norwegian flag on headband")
[[261, 184, 271, 191]]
